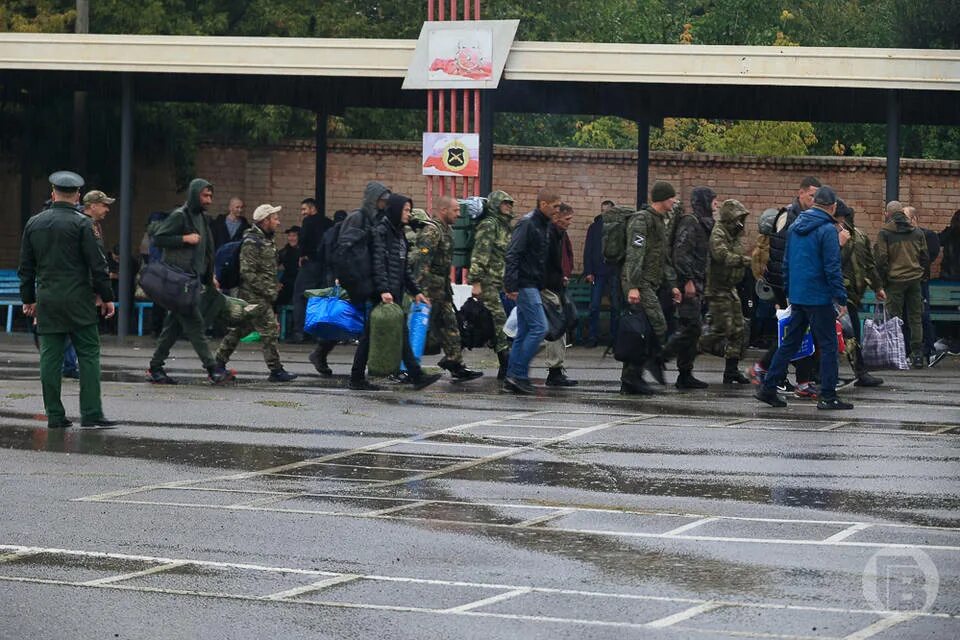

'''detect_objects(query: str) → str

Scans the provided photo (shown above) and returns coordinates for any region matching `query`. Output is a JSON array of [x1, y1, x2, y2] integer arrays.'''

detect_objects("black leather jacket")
[[504, 208, 551, 292]]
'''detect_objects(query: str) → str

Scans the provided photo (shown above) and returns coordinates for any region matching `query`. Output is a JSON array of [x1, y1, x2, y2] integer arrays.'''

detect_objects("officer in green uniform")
[[468, 190, 515, 379], [147, 178, 234, 385], [620, 180, 681, 395], [416, 195, 483, 381], [18, 171, 117, 428], [215, 204, 297, 382]]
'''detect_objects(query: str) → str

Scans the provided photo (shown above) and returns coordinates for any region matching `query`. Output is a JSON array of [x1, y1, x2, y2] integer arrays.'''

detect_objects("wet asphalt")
[[0, 334, 958, 639]]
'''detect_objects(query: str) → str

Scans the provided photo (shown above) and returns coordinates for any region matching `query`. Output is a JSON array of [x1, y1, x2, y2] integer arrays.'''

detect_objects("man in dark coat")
[[583, 200, 617, 347], [210, 197, 249, 250], [289, 198, 332, 342], [19, 171, 117, 428]]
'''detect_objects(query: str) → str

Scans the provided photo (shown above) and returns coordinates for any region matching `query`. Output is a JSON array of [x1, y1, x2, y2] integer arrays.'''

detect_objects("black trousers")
[[350, 302, 423, 382]]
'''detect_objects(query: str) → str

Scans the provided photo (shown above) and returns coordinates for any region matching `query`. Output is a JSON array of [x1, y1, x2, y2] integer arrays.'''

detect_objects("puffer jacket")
[[153, 178, 216, 283], [763, 198, 804, 305], [372, 193, 420, 302]]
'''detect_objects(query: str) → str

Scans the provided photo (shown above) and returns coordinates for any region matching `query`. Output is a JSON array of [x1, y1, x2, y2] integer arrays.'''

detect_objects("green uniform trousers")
[[149, 286, 225, 371], [701, 293, 745, 359], [215, 303, 281, 371], [39, 323, 103, 426], [621, 286, 666, 382], [885, 279, 923, 356], [426, 287, 463, 363], [477, 285, 509, 355]]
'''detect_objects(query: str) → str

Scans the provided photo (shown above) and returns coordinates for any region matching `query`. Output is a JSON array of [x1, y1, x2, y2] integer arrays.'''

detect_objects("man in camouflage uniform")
[[468, 190, 515, 379], [700, 199, 753, 384], [620, 180, 681, 395], [215, 204, 297, 382], [416, 195, 483, 381]]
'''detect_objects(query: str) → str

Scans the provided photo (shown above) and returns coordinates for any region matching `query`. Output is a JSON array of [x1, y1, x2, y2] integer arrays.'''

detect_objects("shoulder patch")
[[420, 247, 430, 255], [632, 233, 646, 248]]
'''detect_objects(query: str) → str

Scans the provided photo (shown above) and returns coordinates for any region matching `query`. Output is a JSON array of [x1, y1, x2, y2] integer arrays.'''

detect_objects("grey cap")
[[813, 186, 837, 206], [49, 171, 84, 191]]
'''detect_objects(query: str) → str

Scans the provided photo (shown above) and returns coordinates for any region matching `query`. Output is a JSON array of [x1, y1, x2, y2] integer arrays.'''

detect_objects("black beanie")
[[651, 180, 676, 203]]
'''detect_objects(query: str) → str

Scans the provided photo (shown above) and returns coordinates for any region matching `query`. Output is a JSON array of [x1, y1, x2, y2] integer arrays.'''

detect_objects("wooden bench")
[[0, 269, 22, 333], [860, 279, 960, 327]]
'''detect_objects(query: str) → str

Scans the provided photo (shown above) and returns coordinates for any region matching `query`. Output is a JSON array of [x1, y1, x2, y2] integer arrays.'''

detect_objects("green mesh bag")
[[367, 302, 405, 376]]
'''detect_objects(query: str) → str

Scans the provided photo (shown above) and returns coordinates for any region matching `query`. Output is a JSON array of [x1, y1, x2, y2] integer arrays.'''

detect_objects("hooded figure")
[[335, 181, 394, 303], [152, 178, 216, 283], [372, 194, 420, 303], [940, 210, 960, 281]]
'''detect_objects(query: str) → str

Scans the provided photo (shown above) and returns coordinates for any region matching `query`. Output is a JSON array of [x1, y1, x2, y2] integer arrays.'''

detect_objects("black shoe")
[[439, 358, 484, 381], [207, 365, 236, 385], [911, 354, 925, 369], [817, 397, 854, 410], [348, 378, 381, 391], [545, 368, 578, 387], [48, 418, 73, 429], [645, 358, 666, 385], [146, 367, 178, 385], [268, 368, 298, 383], [503, 376, 536, 395], [776, 379, 796, 393], [80, 418, 119, 429], [308, 350, 333, 376], [620, 379, 656, 396], [388, 371, 412, 384], [496, 351, 509, 381], [675, 371, 708, 390], [411, 372, 442, 391], [723, 371, 751, 385], [62, 369, 80, 379], [854, 372, 884, 387], [755, 388, 787, 407]]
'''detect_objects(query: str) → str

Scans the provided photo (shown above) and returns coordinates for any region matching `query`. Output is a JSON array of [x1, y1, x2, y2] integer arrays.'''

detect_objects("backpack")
[[452, 196, 488, 269], [456, 296, 495, 349], [333, 210, 373, 302], [214, 240, 243, 290], [758, 208, 781, 236], [601, 205, 639, 266]]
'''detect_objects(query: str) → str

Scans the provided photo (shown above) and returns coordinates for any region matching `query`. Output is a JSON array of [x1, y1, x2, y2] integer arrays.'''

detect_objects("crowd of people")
[[16, 169, 960, 427]]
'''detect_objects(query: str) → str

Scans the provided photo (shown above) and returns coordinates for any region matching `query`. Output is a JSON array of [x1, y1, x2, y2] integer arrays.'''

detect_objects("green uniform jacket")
[[416, 217, 454, 293], [622, 206, 676, 292], [470, 192, 514, 288], [705, 201, 751, 296], [19, 201, 113, 334], [876, 212, 929, 285], [152, 178, 215, 284], [237, 223, 280, 305], [840, 221, 881, 307]]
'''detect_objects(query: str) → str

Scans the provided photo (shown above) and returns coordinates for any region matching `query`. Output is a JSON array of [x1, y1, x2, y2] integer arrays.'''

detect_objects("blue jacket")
[[784, 207, 847, 307]]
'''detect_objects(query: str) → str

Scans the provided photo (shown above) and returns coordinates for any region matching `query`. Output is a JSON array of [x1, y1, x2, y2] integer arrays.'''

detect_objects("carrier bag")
[[503, 307, 518, 338], [542, 293, 567, 342], [138, 261, 201, 316], [861, 304, 909, 370], [457, 297, 495, 349], [406, 301, 431, 364], [368, 302, 405, 376], [304, 286, 363, 341], [776, 306, 815, 362], [613, 307, 657, 364]]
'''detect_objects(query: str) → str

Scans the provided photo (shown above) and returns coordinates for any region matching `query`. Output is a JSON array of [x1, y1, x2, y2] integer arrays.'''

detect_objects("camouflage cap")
[[409, 207, 431, 225], [49, 171, 84, 191], [82, 190, 116, 205]]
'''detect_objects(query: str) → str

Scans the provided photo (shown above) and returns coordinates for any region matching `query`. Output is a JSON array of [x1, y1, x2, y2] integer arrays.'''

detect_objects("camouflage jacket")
[[470, 211, 513, 287], [706, 200, 751, 295], [237, 223, 279, 304], [622, 206, 676, 292], [840, 221, 881, 307], [415, 217, 454, 293]]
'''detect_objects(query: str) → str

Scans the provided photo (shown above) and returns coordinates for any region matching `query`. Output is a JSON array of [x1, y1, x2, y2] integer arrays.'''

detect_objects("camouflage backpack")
[[601, 205, 639, 266]]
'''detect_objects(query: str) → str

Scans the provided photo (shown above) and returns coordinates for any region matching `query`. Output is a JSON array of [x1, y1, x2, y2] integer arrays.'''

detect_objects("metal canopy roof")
[[1, 33, 959, 124]]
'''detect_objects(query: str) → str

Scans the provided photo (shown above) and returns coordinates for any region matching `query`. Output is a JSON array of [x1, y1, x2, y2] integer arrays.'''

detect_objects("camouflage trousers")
[[426, 287, 463, 362], [215, 301, 281, 371], [477, 284, 509, 354], [662, 295, 702, 372], [701, 292, 745, 359], [621, 285, 666, 382]]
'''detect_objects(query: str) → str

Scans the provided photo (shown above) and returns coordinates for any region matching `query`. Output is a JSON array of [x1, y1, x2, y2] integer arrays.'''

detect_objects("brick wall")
[[4, 141, 958, 276]]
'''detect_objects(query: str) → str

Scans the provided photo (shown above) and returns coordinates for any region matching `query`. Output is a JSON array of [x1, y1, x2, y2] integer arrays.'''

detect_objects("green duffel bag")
[[368, 302, 405, 377]]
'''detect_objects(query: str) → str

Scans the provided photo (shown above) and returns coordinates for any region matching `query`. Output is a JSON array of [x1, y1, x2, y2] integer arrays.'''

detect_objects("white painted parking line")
[[932, 425, 958, 435], [645, 602, 726, 628], [661, 517, 719, 537], [513, 509, 576, 528], [443, 587, 532, 613], [264, 574, 362, 601], [230, 492, 310, 508], [362, 500, 435, 517], [822, 523, 874, 544], [80, 560, 188, 586], [818, 421, 852, 431], [843, 613, 919, 640]]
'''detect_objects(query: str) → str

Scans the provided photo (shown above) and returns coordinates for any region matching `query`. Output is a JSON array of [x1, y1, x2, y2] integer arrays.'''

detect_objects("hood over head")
[[362, 181, 392, 218], [792, 208, 836, 236], [718, 199, 749, 234], [950, 210, 960, 229], [486, 190, 514, 217], [690, 187, 716, 220], [185, 178, 213, 213], [385, 193, 413, 229]]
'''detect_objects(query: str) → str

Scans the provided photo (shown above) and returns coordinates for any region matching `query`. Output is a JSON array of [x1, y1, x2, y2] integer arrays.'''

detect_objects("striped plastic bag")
[[861, 304, 909, 370]]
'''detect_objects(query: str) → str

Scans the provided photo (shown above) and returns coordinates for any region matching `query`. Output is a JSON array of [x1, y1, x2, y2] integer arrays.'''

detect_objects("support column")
[[314, 111, 328, 213], [117, 73, 134, 341], [885, 90, 901, 204], [19, 92, 33, 232], [479, 91, 494, 196], [636, 116, 650, 209]]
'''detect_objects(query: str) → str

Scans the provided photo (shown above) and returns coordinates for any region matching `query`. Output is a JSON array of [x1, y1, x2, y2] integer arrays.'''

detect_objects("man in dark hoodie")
[[662, 187, 715, 389], [352, 193, 441, 391], [289, 198, 332, 342], [147, 179, 234, 385], [582, 200, 617, 347], [210, 197, 250, 250], [756, 186, 852, 411], [306, 209, 349, 377], [876, 204, 929, 368]]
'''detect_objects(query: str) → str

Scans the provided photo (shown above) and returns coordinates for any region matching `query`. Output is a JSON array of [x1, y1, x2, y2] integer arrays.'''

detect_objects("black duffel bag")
[[542, 293, 567, 342], [457, 296, 495, 350], [613, 306, 658, 364], [139, 261, 202, 316]]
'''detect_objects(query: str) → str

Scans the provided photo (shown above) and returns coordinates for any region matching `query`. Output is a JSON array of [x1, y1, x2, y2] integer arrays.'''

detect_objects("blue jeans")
[[588, 273, 619, 340], [507, 288, 547, 380], [762, 304, 839, 400], [62, 338, 78, 375]]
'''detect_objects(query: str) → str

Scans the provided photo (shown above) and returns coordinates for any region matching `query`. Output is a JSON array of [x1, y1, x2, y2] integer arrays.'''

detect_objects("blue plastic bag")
[[305, 295, 363, 341], [405, 302, 431, 367], [776, 306, 815, 361]]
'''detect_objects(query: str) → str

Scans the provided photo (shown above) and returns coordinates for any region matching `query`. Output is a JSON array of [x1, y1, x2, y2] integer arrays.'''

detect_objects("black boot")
[[675, 370, 708, 390], [545, 367, 578, 387], [723, 358, 750, 384], [439, 358, 483, 381], [620, 376, 656, 396], [496, 351, 509, 381], [309, 346, 333, 376], [644, 357, 666, 385]]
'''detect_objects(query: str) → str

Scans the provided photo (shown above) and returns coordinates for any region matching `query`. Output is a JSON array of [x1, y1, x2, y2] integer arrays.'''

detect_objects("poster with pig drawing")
[[428, 29, 493, 81]]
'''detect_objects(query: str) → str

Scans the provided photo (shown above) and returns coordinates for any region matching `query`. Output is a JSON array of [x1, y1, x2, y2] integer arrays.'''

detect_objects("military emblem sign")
[[422, 132, 480, 177]]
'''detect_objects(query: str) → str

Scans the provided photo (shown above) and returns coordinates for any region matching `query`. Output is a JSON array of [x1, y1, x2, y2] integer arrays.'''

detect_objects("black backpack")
[[333, 210, 373, 302], [214, 240, 243, 290], [457, 297, 495, 349]]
